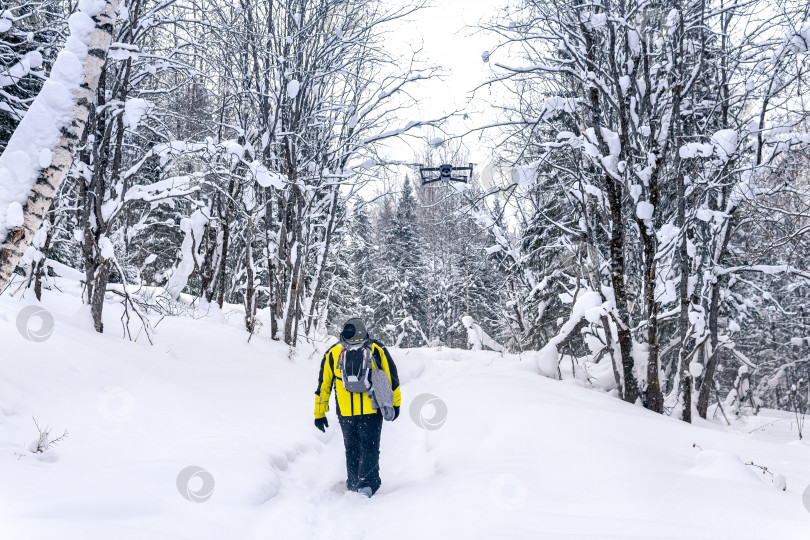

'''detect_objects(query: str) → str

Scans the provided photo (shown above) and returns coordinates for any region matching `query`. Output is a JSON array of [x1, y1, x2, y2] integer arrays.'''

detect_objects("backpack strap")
[[337, 348, 346, 375], [368, 341, 383, 370]]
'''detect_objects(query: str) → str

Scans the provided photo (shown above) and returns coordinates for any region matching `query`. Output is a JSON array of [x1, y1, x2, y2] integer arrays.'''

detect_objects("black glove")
[[314, 417, 329, 432], [393, 406, 400, 421]]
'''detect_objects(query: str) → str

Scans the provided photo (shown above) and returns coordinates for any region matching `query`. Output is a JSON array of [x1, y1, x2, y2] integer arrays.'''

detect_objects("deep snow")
[[1, 277, 809, 539]]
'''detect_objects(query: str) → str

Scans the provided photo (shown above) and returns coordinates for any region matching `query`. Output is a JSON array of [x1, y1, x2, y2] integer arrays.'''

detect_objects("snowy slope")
[[1, 281, 809, 540]]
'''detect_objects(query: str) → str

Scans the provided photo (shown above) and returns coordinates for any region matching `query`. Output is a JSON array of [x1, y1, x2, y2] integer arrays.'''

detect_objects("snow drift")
[[0, 277, 808, 539]]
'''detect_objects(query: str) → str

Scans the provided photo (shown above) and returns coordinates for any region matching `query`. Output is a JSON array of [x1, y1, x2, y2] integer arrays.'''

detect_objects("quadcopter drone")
[[419, 163, 474, 186]]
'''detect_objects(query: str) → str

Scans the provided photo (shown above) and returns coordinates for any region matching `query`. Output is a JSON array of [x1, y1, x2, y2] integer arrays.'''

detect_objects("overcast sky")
[[386, 0, 504, 169]]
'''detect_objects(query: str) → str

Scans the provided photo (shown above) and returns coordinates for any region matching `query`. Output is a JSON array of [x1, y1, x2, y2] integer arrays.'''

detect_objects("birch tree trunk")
[[0, 0, 120, 290]]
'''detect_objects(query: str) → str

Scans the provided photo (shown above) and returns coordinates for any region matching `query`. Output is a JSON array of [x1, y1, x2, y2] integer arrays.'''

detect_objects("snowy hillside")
[[1, 283, 809, 540]]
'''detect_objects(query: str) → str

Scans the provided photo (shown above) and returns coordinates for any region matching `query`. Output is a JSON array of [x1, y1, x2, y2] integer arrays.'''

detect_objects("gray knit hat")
[[340, 318, 369, 348]]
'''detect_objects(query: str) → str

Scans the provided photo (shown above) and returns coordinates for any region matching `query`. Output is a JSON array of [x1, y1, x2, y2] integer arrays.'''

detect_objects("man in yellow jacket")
[[313, 318, 401, 497]]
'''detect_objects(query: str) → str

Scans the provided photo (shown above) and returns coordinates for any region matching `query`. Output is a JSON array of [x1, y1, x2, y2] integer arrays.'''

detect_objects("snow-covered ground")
[[1, 280, 809, 539]]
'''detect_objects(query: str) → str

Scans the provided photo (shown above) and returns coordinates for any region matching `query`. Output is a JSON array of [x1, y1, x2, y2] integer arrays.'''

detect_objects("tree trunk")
[[91, 259, 112, 333], [697, 216, 735, 417], [639, 167, 663, 412], [305, 187, 339, 336], [675, 117, 692, 423], [214, 173, 238, 308], [244, 222, 256, 333], [32, 209, 58, 300], [0, 0, 121, 290], [605, 175, 640, 404], [644, 251, 664, 412]]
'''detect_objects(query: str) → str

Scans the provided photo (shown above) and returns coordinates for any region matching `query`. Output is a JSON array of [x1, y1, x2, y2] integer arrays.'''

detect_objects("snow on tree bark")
[[0, 0, 120, 290]]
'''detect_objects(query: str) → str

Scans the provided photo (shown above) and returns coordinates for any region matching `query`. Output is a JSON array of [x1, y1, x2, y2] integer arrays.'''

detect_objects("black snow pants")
[[338, 412, 383, 494]]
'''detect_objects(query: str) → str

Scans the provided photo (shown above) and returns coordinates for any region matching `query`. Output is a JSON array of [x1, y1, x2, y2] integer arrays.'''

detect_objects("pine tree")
[[0, 0, 66, 152], [323, 204, 375, 337], [371, 178, 429, 347]]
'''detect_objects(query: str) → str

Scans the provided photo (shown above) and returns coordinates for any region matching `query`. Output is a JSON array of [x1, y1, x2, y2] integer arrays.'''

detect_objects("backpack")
[[338, 341, 396, 421], [338, 341, 374, 393]]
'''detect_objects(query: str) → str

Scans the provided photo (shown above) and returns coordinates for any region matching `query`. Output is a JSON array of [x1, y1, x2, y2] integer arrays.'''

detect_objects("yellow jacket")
[[314, 341, 401, 418]]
